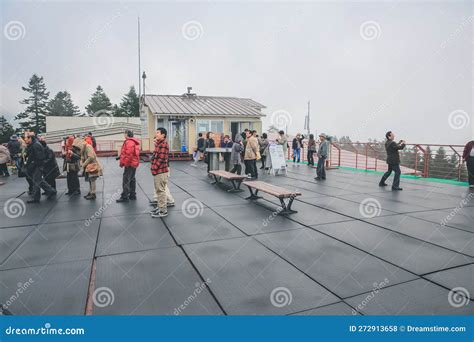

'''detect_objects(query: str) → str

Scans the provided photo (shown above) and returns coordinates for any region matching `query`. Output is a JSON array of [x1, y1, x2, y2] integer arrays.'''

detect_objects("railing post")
[[365, 144, 368, 171]]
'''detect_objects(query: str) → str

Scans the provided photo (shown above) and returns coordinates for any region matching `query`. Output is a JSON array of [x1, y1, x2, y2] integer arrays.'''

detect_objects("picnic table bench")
[[209, 170, 246, 193], [242, 180, 302, 215]]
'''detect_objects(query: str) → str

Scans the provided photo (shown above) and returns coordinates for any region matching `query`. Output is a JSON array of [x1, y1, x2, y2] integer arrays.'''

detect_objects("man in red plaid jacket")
[[150, 127, 171, 217]]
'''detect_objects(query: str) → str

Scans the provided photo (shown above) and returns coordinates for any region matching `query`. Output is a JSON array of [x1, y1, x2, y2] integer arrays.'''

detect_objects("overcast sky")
[[1, 0, 472, 144]]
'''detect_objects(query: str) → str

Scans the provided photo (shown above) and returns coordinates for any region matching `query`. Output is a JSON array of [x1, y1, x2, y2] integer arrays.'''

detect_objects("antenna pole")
[[138, 16, 142, 98]]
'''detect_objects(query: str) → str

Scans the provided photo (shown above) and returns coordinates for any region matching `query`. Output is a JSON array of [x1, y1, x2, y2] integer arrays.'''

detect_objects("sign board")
[[268, 144, 287, 176]]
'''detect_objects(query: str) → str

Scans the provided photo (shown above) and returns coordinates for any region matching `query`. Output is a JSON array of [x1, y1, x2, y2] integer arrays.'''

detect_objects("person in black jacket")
[[379, 131, 406, 191], [24, 133, 57, 203], [192, 133, 205, 166], [39, 136, 60, 190], [292, 133, 305, 163]]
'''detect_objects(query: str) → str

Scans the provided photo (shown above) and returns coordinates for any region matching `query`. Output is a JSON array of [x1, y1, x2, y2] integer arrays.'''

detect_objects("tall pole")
[[307, 100, 310, 136], [138, 16, 141, 99]]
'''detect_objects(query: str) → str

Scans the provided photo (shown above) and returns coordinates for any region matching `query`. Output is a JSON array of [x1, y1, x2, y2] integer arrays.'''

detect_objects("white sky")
[[1, 0, 473, 144]]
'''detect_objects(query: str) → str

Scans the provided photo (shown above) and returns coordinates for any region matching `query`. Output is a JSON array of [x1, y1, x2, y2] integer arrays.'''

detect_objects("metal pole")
[[138, 17, 141, 98], [307, 100, 310, 136]]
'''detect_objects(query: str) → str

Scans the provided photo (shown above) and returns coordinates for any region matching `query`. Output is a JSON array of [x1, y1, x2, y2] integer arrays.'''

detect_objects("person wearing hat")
[[315, 133, 329, 180], [116, 130, 141, 202]]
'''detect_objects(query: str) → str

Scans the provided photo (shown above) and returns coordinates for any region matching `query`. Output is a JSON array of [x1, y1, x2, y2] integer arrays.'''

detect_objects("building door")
[[231, 122, 239, 141], [169, 120, 186, 151]]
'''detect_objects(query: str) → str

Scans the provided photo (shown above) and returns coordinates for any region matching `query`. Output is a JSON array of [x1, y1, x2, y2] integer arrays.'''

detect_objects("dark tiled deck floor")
[[0, 158, 473, 315]]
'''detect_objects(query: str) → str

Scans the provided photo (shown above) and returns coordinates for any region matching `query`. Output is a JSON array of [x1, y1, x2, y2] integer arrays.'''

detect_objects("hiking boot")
[[85, 193, 96, 200], [83, 193, 91, 199]]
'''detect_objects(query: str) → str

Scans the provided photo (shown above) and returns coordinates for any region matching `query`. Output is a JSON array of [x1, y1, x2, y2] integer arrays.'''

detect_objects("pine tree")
[[117, 86, 139, 117], [85, 86, 112, 116], [0, 115, 15, 144], [431, 147, 452, 179], [48, 91, 81, 116], [14, 74, 50, 133]]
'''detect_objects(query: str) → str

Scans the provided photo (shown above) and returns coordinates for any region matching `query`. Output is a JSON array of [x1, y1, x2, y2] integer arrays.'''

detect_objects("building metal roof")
[[143, 94, 266, 117]]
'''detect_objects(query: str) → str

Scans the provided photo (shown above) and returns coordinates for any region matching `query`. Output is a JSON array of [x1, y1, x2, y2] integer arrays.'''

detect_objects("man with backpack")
[[116, 130, 140, 202]]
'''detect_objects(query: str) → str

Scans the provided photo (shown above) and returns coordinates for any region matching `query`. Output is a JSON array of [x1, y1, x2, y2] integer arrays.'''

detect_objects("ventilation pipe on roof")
[[185, 87, 196, 98]]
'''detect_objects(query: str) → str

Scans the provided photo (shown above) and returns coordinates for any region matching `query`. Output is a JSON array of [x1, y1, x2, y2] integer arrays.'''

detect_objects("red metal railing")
[[47, 138, 469, 182], [287, 142, 469, 182]]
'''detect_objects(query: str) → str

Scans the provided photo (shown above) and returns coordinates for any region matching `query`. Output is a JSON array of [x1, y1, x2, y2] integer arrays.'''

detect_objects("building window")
[[196, 119, 223, 134]]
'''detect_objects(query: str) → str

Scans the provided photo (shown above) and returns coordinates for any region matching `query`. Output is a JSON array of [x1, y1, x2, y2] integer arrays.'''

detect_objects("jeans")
[[307, 150, 315, 166], [380, 163, 401, 188], [121, 166, 137, 198], [293, 148, 301, 163], [246, 159, 258, 178], [316, 156, 326, 179], [28, 167, 56, 200]]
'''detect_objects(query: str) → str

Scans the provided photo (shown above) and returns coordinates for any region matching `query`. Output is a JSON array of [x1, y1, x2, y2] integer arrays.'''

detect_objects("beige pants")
[[153, 172, 174, 211], [89, 179, 96, 194]]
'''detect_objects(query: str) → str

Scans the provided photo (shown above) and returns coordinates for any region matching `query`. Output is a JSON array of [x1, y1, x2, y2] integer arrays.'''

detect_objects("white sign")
[[268, 144, 287, 175]]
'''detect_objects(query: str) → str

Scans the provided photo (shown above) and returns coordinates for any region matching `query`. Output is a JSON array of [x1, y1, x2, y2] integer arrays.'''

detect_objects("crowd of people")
[[191, 129, 331, 181], [1, 128, 473, 215]]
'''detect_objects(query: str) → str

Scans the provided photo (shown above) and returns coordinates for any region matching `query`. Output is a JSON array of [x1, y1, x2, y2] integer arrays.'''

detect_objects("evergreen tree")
[[48, 91, 81, 116], [0, 115, 15, 144], [431, 147, 452, 179], [14, 74, 50, 133], [117, 86, 139, 117], [85, 86, 112, 116]]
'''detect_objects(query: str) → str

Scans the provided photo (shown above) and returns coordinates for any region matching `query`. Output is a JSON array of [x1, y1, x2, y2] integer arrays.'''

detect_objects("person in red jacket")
[[116, 130, 140, 202], [462, 140, 474, 187]]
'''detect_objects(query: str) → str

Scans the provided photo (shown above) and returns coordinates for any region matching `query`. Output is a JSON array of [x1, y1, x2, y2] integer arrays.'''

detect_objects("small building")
[[140, 87, 266, 152]]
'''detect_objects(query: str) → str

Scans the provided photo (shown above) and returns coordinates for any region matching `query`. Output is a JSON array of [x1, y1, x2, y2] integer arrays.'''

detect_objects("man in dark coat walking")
[[24, 133, 57, 203], [379, 131, 406, 191]]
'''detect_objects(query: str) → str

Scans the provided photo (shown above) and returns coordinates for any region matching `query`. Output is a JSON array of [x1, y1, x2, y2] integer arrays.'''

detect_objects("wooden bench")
[[242, 180, 302, 215], [209, 170, 246, 193]]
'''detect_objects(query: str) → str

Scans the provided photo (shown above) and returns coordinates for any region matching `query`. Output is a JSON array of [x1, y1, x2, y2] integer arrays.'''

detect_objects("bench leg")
[[278, 197, 298, 215], [210, 175, 221, 185], [245, 187, 262, 200], [227, 179, 244, 193]]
